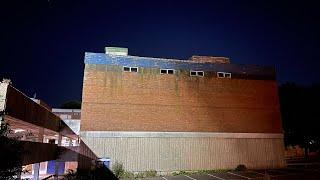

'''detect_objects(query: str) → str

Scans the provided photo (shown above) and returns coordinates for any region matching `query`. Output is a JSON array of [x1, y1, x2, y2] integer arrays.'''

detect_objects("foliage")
[[134, 172, 145, 179], [112, 161, 125, 179], [60, 100, 81, 109], [172, 170, 191, 176], [110, 161, 157, 179], [279, 83, 320, 153], [143, 170, 157, 177], [64, 169, 78, 180], [171, 169, 231, 176], [173, 170, 212, 176], [133, 170, 157, 179], [0, 122, 23, 180], [235, 164, 247, 171], [121, 171, 134, 179], [64, 166, 118, 180], [64, 169, 95, 180]]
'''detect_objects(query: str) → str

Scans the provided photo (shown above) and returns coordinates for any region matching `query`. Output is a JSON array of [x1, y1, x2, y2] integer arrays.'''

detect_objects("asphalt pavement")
[[141, 166, 320, 180]]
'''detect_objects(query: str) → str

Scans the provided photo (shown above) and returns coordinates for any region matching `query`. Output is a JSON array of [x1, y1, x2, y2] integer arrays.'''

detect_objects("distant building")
[[80, 47, 285, 172], [52, 108, 81, 135]]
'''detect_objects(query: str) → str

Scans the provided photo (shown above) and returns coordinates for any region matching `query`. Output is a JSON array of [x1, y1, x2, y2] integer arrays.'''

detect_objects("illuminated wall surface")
[[80, 50, 285, 171]]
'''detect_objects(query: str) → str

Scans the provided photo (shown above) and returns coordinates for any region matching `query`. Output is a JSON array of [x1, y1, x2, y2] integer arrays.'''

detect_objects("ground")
[[139, 164, 320, 180]]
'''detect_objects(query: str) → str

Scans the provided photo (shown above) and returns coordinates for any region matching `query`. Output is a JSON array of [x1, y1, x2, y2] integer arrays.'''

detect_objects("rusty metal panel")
[[4, 85, 60, 132], [20, 141, 98, 166], [21, 141, 58, 165]]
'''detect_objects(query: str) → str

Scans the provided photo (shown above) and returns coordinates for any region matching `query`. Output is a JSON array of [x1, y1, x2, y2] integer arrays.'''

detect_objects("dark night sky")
[[1, 0, 320, 107]]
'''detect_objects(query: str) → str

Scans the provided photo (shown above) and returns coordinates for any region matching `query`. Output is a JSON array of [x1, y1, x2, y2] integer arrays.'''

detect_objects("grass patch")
[[171, 169, 233, 176], [119, 170, 157, 179]]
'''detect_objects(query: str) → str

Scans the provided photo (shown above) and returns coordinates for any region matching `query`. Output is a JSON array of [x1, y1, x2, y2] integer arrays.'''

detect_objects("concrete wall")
[[81, 131, 285, 172], [0, 82, 8, 111]]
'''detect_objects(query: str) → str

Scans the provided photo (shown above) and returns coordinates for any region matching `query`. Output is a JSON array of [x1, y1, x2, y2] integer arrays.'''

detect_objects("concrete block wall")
[[80, 132, 285, 172]]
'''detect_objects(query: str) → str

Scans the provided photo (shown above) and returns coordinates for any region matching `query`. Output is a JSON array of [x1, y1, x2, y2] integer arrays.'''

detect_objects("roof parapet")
[[105, 47, 128, 56], [190, 55, 230, 64]]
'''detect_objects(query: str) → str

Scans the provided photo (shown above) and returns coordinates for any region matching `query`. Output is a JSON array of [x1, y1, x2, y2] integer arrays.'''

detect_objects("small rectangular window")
[[217, 72, 224, 78], [160, 69, 167, 74], [160, 69, 175, 74], [167, 69, 174, 74], [190, 71, 204, 77], [123, 66, 130, 71], [131, 67, 138, 72], [217, 72, 231, 78], [190, 71, 197, 76], [197, 71, 204, 76], [225, 73, 231, 78], [123, 66, 138, 72]]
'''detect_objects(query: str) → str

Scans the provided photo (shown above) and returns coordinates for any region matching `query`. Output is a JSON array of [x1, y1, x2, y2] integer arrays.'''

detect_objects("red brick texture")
[[81, 64, 282, 133]]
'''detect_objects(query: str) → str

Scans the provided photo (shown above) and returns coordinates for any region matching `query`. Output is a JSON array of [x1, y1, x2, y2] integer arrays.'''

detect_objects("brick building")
[[80, 47, 285, 172]]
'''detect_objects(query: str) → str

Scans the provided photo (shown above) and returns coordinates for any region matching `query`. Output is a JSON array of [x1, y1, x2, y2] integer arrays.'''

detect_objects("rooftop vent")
[[190, 55, 230, 64], [105, 47, 128, 56]]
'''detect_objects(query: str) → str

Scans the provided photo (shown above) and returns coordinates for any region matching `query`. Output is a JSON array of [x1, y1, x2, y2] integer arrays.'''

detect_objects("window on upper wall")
[[160, 69, 167, 74], [190, 71, 204, 77], [167, 69, 174, 74], [217, 72, 232, 78], [131, 67, 138, 72], [123, 66, 130, 72], [160, 69, 175, 74], [224, 72, 231, 78], [197, 71, 204, 76], [190, 71, 197, 76], [123, 66, 138, 72]]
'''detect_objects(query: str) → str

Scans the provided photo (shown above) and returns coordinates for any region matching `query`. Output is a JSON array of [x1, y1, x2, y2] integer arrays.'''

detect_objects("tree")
[[0, 122, 23, 179], [60, 100, 81, 109], [279, 83, 320, 156]]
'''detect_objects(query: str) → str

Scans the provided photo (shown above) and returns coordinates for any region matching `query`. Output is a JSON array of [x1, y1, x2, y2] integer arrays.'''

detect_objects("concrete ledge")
[[80, 131, 283, 139]]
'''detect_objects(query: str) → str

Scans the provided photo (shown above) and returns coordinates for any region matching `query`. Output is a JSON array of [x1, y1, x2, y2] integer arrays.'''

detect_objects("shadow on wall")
[[65, 164, 118, 180]]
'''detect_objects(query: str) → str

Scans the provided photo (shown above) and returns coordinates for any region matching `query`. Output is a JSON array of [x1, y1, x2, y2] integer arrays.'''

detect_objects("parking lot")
[[142, 166, 320, 180]]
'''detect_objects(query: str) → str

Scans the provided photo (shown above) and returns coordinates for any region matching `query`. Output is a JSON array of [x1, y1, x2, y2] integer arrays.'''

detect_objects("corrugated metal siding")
[[81, 136, 285, 172]]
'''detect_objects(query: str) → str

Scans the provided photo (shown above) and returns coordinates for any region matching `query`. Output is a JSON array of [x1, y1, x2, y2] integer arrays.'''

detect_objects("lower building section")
[[80, 131, 285, 172]]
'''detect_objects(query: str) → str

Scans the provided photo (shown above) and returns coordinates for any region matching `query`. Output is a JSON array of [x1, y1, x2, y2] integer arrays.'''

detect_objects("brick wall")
[[81, 64, 282, 133]]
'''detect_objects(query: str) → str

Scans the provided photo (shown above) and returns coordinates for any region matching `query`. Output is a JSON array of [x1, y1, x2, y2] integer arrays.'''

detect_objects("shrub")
[[0, 122, 23, 180], [135, 172, 145, 178], [235, 164, 247, 171], [112, 161, 124, 178], [171, 170, 194, 176], [144, 170, 157, 177], [121, 171, 134, 179], [65, 169, 77, 180], [132, 170, 157, 178]]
